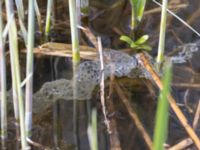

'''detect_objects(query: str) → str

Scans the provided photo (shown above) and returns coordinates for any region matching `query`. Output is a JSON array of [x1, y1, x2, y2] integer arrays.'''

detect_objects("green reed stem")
[[130, 0, 136, 31], [69, 2, 80, 149], [25, 0, 35, 138], [0, 1, 7, 141], [156, 0, 168, 66], [136, 0, 146, 22], [45, 0, 53, 41], [69, 0, 80, 63], [5, 0, 28, 149], [153, 62, 172, 150]]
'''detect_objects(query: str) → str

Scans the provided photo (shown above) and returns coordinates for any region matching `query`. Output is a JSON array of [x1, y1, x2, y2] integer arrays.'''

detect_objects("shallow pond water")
[[1, 0, 200, 149]]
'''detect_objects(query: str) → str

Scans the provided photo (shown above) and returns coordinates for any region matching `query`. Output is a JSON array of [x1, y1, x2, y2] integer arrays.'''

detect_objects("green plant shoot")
[[120, 35, 151, 51], [130, 0, 147, 29], [153, 62, 172, 150]]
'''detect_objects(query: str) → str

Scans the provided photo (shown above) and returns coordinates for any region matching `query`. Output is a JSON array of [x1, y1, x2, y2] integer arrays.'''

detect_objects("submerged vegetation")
[[0, 0, 200, 149]]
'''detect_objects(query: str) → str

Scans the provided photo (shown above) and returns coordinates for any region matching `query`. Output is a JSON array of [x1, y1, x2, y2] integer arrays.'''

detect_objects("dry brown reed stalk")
[[114, 81, 153, 150], [21, 43, 97, 60], [168, 101, 200, 150], [137, 52, 200, 149], [27, 138, 49, 149], [107, 95, 122, 150], [172, 83, 200, 89], [193, 100, 200, 130], [168, 100, 200, 149], [144, 3, 188, 15], [98, 37, 111, 133], [168, 29, 184, 45], [183, 89, 193, 113], [107, 62, 122, 150], [80, 27, 98, 50], [168, 138, 193, 150], [182, 7, 200, 31]]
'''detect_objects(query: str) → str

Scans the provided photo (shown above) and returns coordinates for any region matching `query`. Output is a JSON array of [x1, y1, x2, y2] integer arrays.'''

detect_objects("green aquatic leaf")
[[120, 35, 133, 45], [136, 0, 146, 21], [136, 44, 152, 51], [120, 34, 151, 51], [134, 35, 149, 45], [130, 42, 137, 48]]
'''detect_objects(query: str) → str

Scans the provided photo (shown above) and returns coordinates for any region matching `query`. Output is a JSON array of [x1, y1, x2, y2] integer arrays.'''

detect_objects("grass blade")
[[153, 62, 172, 150]]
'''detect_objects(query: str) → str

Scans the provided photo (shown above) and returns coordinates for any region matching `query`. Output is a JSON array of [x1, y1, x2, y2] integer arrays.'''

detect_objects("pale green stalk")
[[7, 0, 19, 124], [153, 62, 172, 150], [2, 13, 14, 40], [53, 102, 62, 149], [88, 109, 98, 150], [69, 0, 80, 63], [51, 0, 56, 27], [25, 0, 35, 137], [0, 0, 7, 141], [5, 0, 28, 149], [15, 0, 27, 45], [5, 0, 19, 128], [14, 0, 24, 20], [136, 0, 146, 21], [69, 1, 80, 149], [156, 0, 168, 65], [45, 0, 53, 40], [76, 0, 81, 25], [154, 2, 169, 148], [34, 0, 42, 33], [130, 0, 136, 30]]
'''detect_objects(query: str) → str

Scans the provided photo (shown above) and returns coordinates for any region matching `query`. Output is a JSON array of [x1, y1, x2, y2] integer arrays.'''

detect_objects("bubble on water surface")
[[31, 50, 141, 114]]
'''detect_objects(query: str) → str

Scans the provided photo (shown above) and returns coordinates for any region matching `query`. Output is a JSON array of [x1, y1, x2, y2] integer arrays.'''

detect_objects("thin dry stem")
[[80, 26, 98, 50], [144, 3, 187, 15], [22, 43, 97, 60], [172, 83, 200, 89], [193, 100, 200, 130], [107, 66, 122, 150], [98, 37, 111, 134], [114, 81, 153, 150], [168, 138, 193, 150]]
